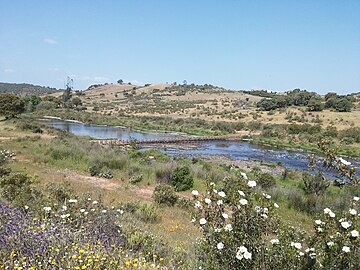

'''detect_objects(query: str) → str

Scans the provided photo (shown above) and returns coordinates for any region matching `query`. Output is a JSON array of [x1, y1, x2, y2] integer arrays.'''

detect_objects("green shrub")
[[171, 166, 193, 191], [255, 172, 276, 189], [136, 203, 159, 223], [302, 172, 329, 196], [153, 184, 178, 206], [129, 174, 143, 184]]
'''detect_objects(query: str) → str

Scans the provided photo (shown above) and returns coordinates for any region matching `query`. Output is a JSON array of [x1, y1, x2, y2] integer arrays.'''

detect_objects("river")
[[38, 119, 359, 179]]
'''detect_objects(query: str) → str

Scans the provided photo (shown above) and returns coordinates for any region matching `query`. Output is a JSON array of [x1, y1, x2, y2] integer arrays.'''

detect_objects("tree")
[[0, 93, 25, 119], [117, 79, 123, 84], [71, 97, 82, 107], [334, 98, 352, 112], [307, 97, 324, 111], [22, 95, 42, 112], [256, 98, 278, 111]]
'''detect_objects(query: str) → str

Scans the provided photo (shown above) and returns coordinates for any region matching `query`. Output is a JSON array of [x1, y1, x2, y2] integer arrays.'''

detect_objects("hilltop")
[[0, 82, 59, 96]]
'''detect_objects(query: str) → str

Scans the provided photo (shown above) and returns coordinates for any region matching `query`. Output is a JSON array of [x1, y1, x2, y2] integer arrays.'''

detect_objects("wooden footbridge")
[[96, 134, 243, 146]]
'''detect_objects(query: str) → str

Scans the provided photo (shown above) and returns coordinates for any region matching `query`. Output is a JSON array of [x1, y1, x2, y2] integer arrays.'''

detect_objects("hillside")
[[0, 82, 59, 96], [65, 83, 360, 130]]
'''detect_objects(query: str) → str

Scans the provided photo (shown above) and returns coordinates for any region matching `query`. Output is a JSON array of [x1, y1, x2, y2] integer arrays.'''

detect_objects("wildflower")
[[341, 221, 351, 229], [238, 246, 248, 253], [261, 214, 268, 219], [349, 209, 357, 215], [238, 190, 245, 196], [43, 207, 51, 212], [317, 227, 323, 232], [218, 191, 226, 198], [217, 200, 223, 206], [255, 206, 262, 213], [191, 190, 199, 196], [239, 198, 248, 205], [213, 189, 218, 193], [217, 242, 224, 250], [210, 182, 215, 186], [329, 211, 335, 218], [338, 157, 351, 166], [309, 253, 316, 259], [315, 220, 322, 225], [204, 198, 211, 204], [350, 230, 359, 238], [240, 172, 248, 180], [225, 224, 233, 232], [222, 213, 229, 219], [247, 181, 256, 188], [101, 210, 107, 213], [342, 246, 350, 253], [116, 209, 124, 214], [305, 248, 315, 253], [24, 205, 29, 210], [92, 201, 98, 205], [80, 209, 85, 213], [354, 196, 359, 201], [270, 239, 279, 245], [61, 214, 70, 219], [291, 242, 302, 250], [263, 193, 271, 199], [195, 201, 202, 209], [243, 251, 252, 260], [299, 252, 304, 256], [68, 199, 78, 203], [199, 218, 207, 225], [324, 208, 331, 214], [62, 205, 68, 211], [327, 241, 334, 246], [214, 228, 221, 233], [274, 203, 279, 208], [191, 217, 196, 223]]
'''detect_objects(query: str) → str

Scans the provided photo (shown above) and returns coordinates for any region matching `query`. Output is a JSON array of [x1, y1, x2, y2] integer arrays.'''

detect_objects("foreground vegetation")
[[0, 119, 359, 269]]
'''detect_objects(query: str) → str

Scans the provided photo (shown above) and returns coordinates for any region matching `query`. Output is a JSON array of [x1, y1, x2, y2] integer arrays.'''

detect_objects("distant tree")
[[334, 98, 352, 112], [42, 96, 61, 107], [71, 97, 82, 107], [256, 98, 278, 111], [36, 101, 56, 110], [307, 97, 324, 111], [117, 79, 123, 84], [22, 95, 42, 112], [0, 93, 25, 118], [183, 80, 187, 85], [62, 77, 73, 103]]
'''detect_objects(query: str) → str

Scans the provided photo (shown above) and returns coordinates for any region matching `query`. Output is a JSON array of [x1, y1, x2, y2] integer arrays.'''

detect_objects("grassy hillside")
[[0, 82, 59, 96]]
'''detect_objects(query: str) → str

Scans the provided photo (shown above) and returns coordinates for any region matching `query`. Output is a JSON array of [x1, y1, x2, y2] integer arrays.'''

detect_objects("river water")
[[38, 119, 359, 179]]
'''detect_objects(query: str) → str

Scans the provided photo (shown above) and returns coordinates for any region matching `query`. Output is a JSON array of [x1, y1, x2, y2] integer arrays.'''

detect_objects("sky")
[[0, 0, 359, 94]]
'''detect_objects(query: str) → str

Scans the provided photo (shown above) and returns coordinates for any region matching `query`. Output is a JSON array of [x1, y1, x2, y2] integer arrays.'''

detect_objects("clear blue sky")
[[0, 0, 359, 93]]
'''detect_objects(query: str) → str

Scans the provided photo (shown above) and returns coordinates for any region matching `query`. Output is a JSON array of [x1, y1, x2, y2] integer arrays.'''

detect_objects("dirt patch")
[[134, 187, 154, 201], [64, 172, 121, 190]]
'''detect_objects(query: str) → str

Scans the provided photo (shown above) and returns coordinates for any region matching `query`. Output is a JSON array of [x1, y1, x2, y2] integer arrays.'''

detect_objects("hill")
[[0, 82, 59, 96]]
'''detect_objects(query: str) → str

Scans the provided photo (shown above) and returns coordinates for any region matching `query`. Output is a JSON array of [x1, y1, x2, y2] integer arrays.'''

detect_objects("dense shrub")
[[153, 184, 179, 206], [255, 172, 276, 189], [302, 172, 329, 196], [171, 166, 194, 191]]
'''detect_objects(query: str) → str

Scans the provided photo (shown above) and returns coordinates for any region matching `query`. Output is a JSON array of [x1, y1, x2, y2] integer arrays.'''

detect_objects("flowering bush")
[[191, 173, 359, 269]]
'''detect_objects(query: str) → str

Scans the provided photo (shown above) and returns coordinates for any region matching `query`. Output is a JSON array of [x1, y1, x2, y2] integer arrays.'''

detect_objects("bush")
[[129, 174, 143, 184], [136, 203, 159, 223], [171, 166, 194, 191], [302, 172, 329, 196], [255, 172, 276, 189], [153, 184, 178, 206]]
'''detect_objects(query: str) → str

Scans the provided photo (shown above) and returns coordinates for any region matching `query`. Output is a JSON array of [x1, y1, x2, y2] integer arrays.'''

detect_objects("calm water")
[[39, 119, 359, 178]]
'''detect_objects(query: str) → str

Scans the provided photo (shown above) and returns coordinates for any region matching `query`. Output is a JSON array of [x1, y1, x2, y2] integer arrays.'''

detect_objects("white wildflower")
[[317, 227, 323, 232], [191, 217, 196, 223], [263, 193, 271, 199], [214, 227, 221, 233], [274, 203, 279, 208], [315, 219, 322, 225], [291, 242, 302, 250], [341, 221, 351, 229], [24, 205, 29, 210], [210, 182, 215, 186], [199, 218, 207, 225], [218, 191, 226, 198], [342, 246, 350, 253], [225, 224, 233, 232], [329, 211, 335, 218], [191, 190, 199, 196], [270, 239, 279, 245], [217, 200, 223, 206], [92, 201, 98, 205], [101, 210, 107, 213], [204, 198, 211, 204], [239, 198, 248, 205], [243, 251, 252, 260], [239, 246, 248, 253], [80, 209, 85, 213], [261, 214, 268, 219], [327, 241, 334, 246], [240, 172, 248, 180], [299, 252, 304, 256], [222, 213, 229, 219], [354, 196, 359, 201], [350, 230, 359, 238], [195, 201, 202, 209], [68, 199, 77, 203], [217, 242, 224, 250], [349, 209, 357, 215], [238, 190, 245, 197], [324, 208, 331, 214], [247, 180, 257, 188], [43, 207, 51, 212]]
